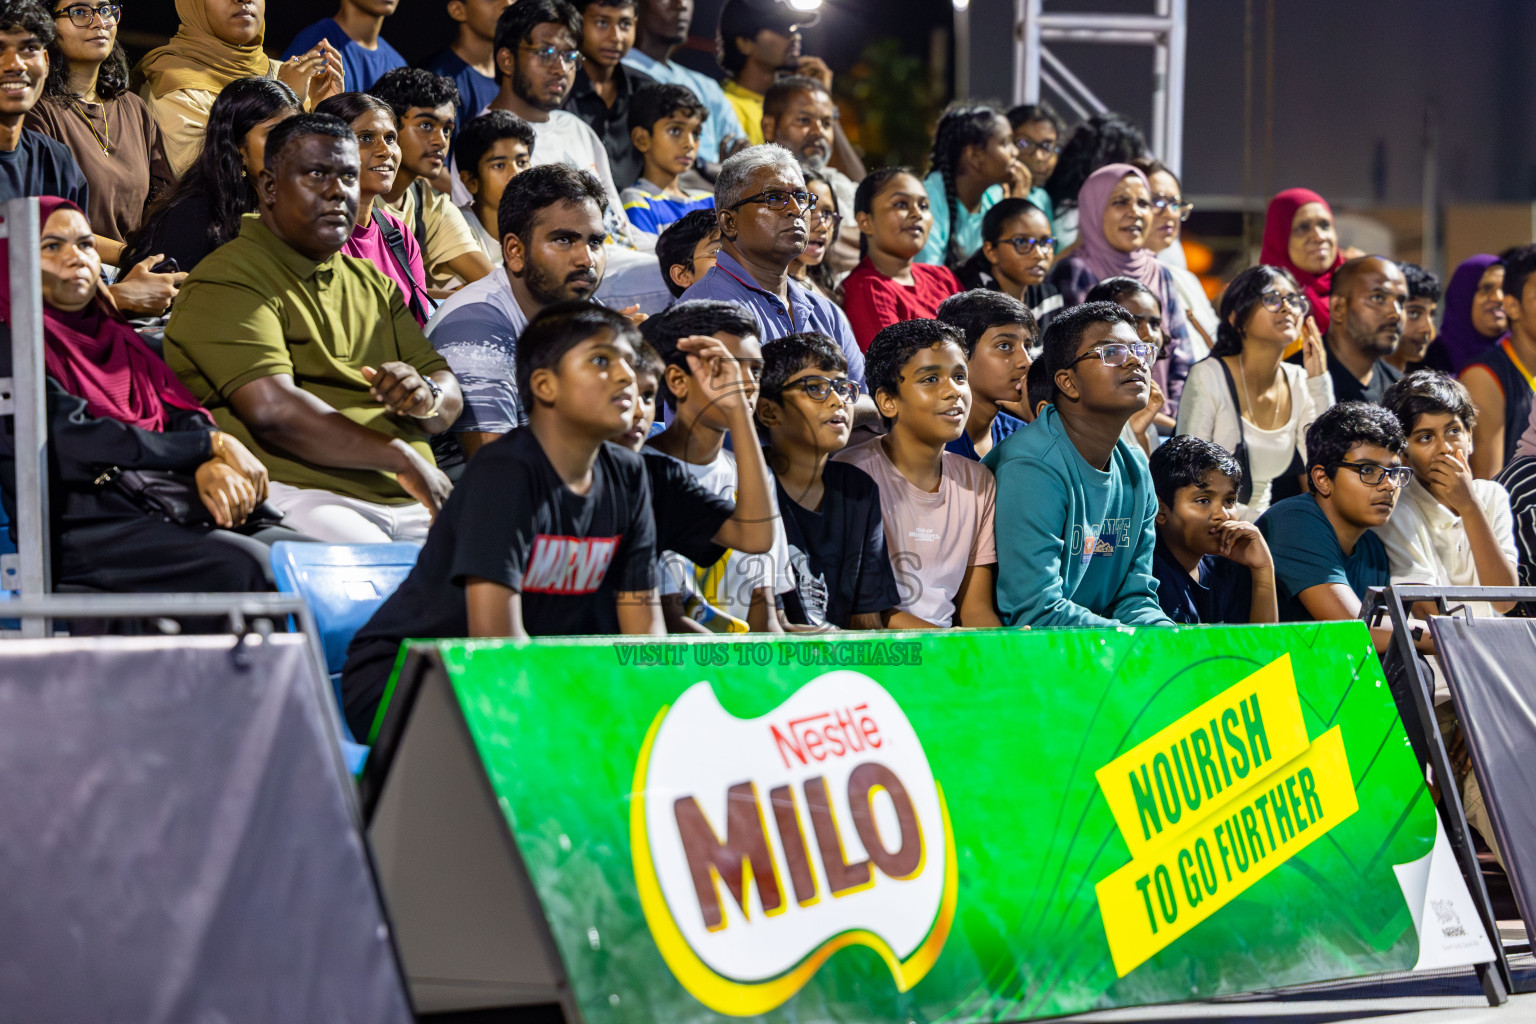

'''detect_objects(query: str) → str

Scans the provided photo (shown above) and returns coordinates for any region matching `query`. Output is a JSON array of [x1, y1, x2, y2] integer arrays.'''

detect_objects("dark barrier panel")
[[1430, 615, 1536, 942], [0, 633, 412, 1024]]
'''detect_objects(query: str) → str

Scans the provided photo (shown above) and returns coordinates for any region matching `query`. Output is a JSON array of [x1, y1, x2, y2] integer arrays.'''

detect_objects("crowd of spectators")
[[0, 0, 1531, 844]]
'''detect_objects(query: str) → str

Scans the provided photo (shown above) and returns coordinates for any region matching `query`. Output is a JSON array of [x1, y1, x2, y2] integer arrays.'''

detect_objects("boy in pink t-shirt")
[[833, 319, 1000, 627]]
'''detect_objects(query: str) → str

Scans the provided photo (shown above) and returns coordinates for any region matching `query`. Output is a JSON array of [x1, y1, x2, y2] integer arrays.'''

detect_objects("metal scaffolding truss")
[[1014, 0, 1188, 176]]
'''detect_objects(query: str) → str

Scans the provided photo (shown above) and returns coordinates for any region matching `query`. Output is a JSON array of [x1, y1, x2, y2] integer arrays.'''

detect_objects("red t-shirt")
[[841, 258, 964, 352]]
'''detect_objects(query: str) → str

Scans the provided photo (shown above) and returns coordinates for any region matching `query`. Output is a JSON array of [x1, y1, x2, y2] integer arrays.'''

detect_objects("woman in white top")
[[1175, 265, 1333, 520], [1374, 371, 1518, 618], [1135, 158, 1219, 361]]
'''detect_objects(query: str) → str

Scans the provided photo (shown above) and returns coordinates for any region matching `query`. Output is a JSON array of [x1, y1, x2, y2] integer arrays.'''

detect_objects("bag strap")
[[1212, 356, 1255, 504], [376, 214, 432, 325], [409, 178, 428, 253]]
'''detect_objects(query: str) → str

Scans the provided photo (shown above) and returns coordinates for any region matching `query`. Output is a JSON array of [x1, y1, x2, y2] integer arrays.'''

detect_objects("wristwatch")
[[408, 376, 445, 420]]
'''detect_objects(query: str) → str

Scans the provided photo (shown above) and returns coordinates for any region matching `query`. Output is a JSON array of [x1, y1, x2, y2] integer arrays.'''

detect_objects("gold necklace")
[[70, 98, 109, 155], [1237, 352, 1282, 430]]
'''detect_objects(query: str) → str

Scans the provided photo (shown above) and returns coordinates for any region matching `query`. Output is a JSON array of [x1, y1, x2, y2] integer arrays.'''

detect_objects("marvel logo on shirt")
[[522, 535, 620, 594]]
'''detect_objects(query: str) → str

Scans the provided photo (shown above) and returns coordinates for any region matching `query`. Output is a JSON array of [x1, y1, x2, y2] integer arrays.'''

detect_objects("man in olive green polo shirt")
[[165, 113, 464, 544]]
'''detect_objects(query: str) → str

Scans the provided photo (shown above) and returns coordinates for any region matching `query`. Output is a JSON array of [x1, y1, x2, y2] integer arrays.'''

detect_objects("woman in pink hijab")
[[1048, 162, 1194, 414]]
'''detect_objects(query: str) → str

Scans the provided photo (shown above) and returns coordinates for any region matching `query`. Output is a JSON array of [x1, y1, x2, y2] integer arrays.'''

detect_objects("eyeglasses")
[[998, 234, 1055, 254], [684, 244, 720, 271], [1259, 291, 1308, 314], [1068, 341, 1157, 368], [1151, 193, 1193, 221], [1329, 461, 1413, 488], [1014, 138, 1060, 156], [805, 209, 842, 231], [731, 189, 815, 213], [53, 2, 119, 26], [783, 375, 862, 403], [521, 44, 581, 67]]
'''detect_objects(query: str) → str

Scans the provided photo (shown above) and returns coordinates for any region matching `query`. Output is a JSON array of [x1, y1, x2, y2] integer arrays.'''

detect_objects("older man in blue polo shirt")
[[679, 144, 864, 384]]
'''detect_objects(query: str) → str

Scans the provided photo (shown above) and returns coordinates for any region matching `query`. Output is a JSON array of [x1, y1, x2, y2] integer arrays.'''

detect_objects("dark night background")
[[126, 0, 1536, 266]]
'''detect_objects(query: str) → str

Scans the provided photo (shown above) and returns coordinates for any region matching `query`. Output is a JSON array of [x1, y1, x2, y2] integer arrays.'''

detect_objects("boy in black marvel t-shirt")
[[342, 302, 664, 739], [757, 332, 902, 629]]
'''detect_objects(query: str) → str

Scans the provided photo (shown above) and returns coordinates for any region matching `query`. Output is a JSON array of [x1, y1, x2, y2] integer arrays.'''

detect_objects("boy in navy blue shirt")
[[936, 289, 1033, 461], [1149, 435, 1276, 624], [1257, 402, 1410, 651]]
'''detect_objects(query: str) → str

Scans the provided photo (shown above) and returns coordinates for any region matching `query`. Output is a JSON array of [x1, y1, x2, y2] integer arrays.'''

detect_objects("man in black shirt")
[[342, 302, 663, 738], [1312, 256, 1407, 404], [563, 0, 654, 191], [0, 2, 86, 208], [756, 331, 900, 629]]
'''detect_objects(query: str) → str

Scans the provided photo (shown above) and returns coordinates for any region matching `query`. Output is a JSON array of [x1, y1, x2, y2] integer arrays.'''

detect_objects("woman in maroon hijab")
[[0, 197, 303, 593], [1260, 188, 1344, 334]]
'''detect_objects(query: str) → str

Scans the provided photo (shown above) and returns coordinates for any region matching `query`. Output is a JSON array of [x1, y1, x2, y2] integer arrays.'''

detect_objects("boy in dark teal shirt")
[[984, 302, 1172, 627], [1256, 402, 1407, 646]]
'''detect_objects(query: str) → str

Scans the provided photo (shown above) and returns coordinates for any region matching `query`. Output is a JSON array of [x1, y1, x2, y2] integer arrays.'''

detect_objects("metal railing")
[[1014, 0, 1188, 175], [1362, 584, 1536, 1003], [1, 197, 49, 637]]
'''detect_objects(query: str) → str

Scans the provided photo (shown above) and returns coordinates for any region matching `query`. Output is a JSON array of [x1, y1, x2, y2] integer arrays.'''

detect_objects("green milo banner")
[[422, 622, 1490, 1021]]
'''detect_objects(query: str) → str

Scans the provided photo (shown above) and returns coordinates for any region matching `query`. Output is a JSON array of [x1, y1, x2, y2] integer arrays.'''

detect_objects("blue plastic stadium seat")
[[269, 542, 421, 769]]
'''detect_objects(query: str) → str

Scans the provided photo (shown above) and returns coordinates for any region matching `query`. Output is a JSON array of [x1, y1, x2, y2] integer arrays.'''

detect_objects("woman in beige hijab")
[[138, 0, 342, 175]]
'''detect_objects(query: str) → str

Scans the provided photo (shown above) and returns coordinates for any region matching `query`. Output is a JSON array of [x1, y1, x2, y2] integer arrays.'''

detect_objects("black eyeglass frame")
[[729, 189, 816, 213], [997, 234, 1056, 254], [1327, 461, 1413, 488], [53, 2, 119, 26], [781, 375, 862, 403]]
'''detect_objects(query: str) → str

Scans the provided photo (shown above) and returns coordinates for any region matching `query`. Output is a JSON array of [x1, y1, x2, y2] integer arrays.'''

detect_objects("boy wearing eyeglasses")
[[834, 319, 1000, 629], [656, 209, 720, 297], [983, 301, 1172, 628], [621, 83, 714, 233], [1256, 401, 1407, 648], [758, 332, 902, 629]]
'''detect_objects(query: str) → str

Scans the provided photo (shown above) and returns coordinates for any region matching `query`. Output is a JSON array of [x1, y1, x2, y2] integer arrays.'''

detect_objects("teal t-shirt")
[[1256, 494, 1390, 621], [1025, 185, 1055, 231], [916, 170, 1003, 267], [982, 404, 1171, 628]]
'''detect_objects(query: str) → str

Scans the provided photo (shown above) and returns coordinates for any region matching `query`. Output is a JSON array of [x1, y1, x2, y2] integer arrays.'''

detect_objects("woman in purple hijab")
[[1048, 162, 1194, 415], [1437, 254, 1508, 372]]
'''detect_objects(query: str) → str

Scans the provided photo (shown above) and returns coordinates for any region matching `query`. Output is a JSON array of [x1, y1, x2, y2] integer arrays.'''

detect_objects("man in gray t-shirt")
[[427, 164, 610, 458]]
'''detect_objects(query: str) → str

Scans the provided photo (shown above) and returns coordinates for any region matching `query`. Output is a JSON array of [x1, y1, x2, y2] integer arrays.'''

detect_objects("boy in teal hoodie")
[[983, 301, 1172, 627]]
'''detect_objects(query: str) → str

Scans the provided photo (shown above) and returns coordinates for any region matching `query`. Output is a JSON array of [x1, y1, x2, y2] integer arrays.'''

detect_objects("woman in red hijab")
[[1260, 188, 1344, 334], [0, 197, 302, 593]]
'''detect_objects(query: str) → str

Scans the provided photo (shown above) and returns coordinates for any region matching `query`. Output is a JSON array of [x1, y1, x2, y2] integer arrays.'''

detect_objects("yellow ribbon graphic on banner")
[[1094, 655, 1359, 977]]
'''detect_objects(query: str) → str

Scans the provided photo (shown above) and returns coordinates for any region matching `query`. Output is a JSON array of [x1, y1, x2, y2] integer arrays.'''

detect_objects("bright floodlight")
[[952, 0, 969, 8], [786, 0, 822, 10]]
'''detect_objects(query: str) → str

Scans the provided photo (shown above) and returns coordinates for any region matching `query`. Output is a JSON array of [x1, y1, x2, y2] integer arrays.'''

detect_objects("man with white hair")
[[679, 144, 864, 382]]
